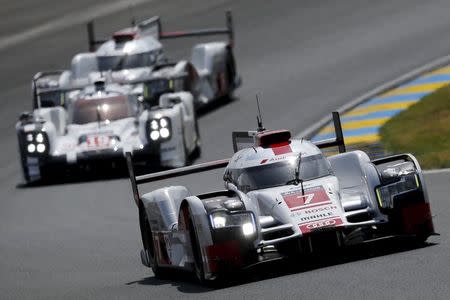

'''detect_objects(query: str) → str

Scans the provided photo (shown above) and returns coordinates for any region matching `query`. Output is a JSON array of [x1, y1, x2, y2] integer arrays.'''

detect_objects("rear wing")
[[87, 11, 234, 52], [232, 112, 346, 153], [126, 153, 229, 206]]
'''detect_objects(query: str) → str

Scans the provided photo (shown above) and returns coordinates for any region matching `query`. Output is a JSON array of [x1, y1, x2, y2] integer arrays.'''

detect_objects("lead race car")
[[16, 73, 200, 184], [126, 112, 435, 282], [56, 10, 240, 109]]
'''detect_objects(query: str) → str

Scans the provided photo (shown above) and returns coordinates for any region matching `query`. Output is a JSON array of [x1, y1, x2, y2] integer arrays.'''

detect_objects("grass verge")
[[379, 84, 450, 169]]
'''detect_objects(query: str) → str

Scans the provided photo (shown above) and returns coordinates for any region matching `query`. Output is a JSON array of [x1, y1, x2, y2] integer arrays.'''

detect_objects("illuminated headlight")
[[160, 118, 168, 128], [150, 120, 158, 130], [27, 144, 36, 153], [24, 132, 48, 155], [148, 117, 171, 141], [36, 133, 44, 143], [242, 222, 255, 236], [36, 144, 46, 153], [160, 127, 170, 138], [209, 211, 256, 237], [150, 130, 160, 141], [212, 213, 227, 228]]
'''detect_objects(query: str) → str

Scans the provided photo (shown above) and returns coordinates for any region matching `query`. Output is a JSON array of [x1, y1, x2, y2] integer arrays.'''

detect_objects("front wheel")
[[139, 203, 170, 279], [181, 204, 205, 282]]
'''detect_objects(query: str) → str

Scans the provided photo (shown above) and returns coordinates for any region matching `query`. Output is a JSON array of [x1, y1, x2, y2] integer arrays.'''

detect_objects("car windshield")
[[232, 154, 332, 192], [69, 96, 133, 125], [97, 52, 155, 71]]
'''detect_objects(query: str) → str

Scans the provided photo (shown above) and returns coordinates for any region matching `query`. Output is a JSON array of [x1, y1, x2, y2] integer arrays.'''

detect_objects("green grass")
[[380, 84, 450, 169]]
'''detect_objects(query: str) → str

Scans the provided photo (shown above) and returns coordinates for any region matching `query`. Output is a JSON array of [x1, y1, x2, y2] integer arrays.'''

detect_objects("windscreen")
[[69, 96, 133, 125], [97, 52, 156, 71], [231, 154, 332, 192]]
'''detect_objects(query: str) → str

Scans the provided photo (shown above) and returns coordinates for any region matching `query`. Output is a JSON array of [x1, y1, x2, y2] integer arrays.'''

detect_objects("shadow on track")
[[125, 238, 437, 293]]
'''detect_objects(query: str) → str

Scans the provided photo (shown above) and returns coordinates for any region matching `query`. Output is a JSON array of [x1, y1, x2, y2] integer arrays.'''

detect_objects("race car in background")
[[16, 72, 200, 184], [54, 11, 241, 109], [126, 112, 436, 282]]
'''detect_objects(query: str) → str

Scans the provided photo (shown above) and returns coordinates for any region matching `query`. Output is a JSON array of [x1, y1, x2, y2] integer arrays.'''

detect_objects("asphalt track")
[[1, 1, 450, 299]]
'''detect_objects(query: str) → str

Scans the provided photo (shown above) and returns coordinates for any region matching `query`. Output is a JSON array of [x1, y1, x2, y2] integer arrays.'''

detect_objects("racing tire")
[[181, 204, 206, 282], [139, 203, 170, 279]]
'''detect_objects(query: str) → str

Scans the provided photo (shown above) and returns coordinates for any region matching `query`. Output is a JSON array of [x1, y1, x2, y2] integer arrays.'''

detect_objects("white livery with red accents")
[[126, 112, 436, 282]]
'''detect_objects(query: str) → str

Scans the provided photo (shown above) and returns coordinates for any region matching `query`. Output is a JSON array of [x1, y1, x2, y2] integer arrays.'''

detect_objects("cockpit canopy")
[[68, 93, 135, 125], [227, 153, 332, 193], [225, 136, 333, 192]]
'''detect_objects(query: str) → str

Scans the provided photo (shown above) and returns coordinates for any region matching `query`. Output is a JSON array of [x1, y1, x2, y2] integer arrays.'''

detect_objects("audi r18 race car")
[[126, 112, 435, 282], [16, 72, 200, 184], [53, 11, 240, 109]]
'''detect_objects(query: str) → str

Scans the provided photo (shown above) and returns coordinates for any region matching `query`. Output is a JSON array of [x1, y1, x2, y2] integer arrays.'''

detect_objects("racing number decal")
[[282, 186, 330, 209], [86, 135, 110, 148]]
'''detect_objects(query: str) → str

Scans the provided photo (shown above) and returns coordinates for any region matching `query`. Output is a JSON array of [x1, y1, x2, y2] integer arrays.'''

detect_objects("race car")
[[56, 10, 240, 109], [16, 72, 200, 184], [125, 112, 436, 282]]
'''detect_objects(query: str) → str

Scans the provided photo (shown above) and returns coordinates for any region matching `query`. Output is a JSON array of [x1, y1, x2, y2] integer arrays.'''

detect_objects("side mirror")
[[19, 111, 33, 123]]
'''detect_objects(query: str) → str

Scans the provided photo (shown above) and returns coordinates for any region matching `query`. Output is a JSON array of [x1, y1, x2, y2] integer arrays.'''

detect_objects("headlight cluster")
[[148, 117, 171, 141], [25, 132, 48, 155], [209, 211, 256, 237], [376, 173, 420, 209]]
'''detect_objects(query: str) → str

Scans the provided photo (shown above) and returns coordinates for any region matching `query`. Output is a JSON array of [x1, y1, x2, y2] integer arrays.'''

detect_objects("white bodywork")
[[16, 83, 199, 183], [133, 128, 434, 281], [54, 17, 240, 108]]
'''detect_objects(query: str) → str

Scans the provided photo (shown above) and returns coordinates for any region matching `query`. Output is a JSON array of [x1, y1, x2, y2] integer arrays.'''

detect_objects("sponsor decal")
[[272, 143, 292, 155], [282, 186, 329, 209], [299, 217, 343, 234], [86, 135, 110, 148]]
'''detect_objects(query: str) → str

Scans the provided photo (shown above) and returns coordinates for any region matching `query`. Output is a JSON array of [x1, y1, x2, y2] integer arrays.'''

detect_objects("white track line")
[[296, 54, 450, 139], [423, 168, 450, 175], [0, 0, 152, 51]]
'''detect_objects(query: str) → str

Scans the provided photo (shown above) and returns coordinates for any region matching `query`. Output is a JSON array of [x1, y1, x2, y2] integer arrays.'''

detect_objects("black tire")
[[182, 205, 205, 282], [139, 203, 170, 279]]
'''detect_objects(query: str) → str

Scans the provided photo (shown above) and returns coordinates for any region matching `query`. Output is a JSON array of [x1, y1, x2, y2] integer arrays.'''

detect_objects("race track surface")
[[1, 1, 449, 299]]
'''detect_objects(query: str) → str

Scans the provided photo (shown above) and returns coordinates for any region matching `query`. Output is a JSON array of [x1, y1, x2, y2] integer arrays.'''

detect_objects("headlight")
[[160, 127, 170, 138], [150, 130, 160, 141], [36, 144, 46, 153], [27, 144, 36, 153], [150, 120, 158, 130], [212, 212, 227, 228], [148, 117, 171, 141], [376, 173, 420, 208], [209, 211, 256, 237], [24, 132, 49, 155], [36, 133, 44, 143], [242, 222, 255, 236]]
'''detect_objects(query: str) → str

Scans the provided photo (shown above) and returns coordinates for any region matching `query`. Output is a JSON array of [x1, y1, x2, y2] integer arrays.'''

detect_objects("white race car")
[[53, 11, 240, 109], [16, 74, 200, 184], [126, 112, 436, 282]]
